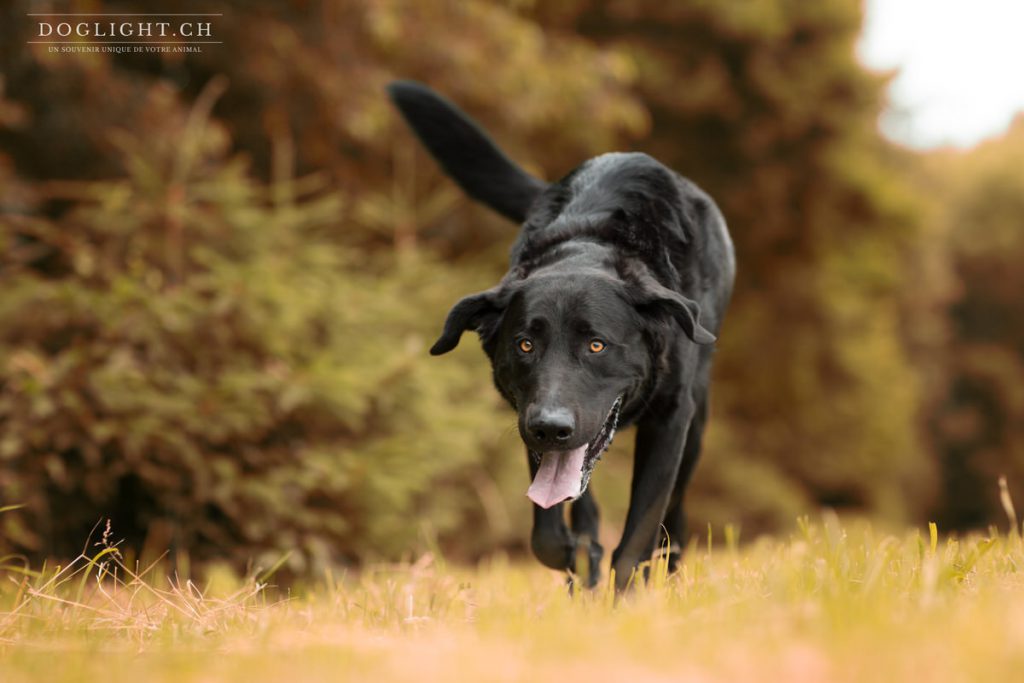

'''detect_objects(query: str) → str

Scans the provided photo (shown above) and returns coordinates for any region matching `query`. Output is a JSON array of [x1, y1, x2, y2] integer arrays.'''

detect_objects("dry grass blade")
[[0, 517, 1022, 683]]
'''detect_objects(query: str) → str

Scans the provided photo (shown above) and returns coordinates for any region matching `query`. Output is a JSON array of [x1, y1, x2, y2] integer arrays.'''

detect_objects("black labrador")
[[388, 81, 735, 590]]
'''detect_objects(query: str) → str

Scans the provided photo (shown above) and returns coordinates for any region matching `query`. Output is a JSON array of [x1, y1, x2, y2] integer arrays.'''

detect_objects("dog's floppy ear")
[[430, 285, 508, 356], [631, 269, 717, 345], [387, 80, 549, 223]]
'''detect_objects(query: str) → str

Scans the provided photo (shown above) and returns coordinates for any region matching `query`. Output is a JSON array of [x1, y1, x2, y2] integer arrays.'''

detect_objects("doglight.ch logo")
[[28, 12, 221, 54]]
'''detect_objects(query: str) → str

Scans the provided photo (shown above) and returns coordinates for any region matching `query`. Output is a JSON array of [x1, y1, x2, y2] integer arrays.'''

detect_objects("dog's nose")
[[528, 407, 575, 447]]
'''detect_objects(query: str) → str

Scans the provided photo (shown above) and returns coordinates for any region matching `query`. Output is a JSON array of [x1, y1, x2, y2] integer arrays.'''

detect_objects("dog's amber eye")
[[518, 338, 534, 353], [589, 339, 606, 353]]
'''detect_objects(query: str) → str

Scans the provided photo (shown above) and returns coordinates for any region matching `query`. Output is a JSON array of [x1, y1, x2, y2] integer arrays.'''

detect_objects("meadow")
[[4, 3, 1024, 682], [2, 512, 1022, 683]]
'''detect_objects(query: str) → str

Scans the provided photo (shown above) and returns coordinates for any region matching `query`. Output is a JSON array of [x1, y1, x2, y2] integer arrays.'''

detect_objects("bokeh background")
[[1, 0, 1022, 575]]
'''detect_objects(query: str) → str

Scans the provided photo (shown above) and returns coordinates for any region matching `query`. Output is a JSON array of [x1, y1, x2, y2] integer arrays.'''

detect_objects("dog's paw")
[[531, 529, 575, 571]]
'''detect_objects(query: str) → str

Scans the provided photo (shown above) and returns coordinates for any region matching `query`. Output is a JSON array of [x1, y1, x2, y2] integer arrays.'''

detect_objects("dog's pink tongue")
[[526, 445, 588, 509]]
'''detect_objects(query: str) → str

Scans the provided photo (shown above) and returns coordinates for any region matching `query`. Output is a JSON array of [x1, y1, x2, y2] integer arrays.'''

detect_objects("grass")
[[2, 514, 1023, 682]]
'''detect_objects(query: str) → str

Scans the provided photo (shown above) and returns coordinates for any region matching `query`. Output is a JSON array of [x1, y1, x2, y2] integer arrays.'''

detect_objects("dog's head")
[[430, 257, 715, 508]]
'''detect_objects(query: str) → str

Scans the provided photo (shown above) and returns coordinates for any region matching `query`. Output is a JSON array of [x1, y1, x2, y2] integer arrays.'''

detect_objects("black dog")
[[388, 81, 735, 590]]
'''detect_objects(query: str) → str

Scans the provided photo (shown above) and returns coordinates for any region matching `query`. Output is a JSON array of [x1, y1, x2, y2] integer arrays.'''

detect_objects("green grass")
[[2, 515, 1023, 682]]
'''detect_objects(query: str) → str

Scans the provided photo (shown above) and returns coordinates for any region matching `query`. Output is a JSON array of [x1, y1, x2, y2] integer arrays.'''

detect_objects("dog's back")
[[512, 152, 734, 332]]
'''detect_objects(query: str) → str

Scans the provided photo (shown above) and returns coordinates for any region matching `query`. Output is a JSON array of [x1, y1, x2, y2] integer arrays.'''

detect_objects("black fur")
[[388, 81, 735, 590], [386, 81, 549, 222]]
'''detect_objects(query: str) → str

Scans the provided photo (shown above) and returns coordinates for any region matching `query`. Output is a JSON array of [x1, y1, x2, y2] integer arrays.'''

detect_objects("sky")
[[858, 0, 1024, 149]]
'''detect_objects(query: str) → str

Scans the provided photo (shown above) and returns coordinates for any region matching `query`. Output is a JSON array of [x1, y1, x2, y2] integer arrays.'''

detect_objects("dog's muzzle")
[[526, 396, 622, 508]]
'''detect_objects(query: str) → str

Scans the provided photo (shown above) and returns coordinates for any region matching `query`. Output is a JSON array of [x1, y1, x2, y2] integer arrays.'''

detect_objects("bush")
[[0, 86, 528, 572]]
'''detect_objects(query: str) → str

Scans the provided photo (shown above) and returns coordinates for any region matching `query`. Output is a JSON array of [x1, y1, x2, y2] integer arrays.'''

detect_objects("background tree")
[[0, 0, 645, 570], [924, 116, 1024, 528]]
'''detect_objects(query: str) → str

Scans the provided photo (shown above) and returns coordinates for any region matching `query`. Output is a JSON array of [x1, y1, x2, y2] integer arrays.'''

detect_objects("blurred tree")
[[0, 81, 515, 569], [0, 0, 646, 254], [0, 0, 643, 569], [1, 0, 977, 569], [925, 116, 1024, 529]]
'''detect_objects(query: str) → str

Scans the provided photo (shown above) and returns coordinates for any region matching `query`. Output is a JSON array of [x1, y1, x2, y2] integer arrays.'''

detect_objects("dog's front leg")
[[611, 398, 694, 591], [530, 503, 576, 572], [570, 490, 604, 588], [528, 451, 576, 575]]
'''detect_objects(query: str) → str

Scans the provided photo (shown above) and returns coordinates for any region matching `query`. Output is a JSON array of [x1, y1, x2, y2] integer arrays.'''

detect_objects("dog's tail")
[[387, 80, 549, 223]]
